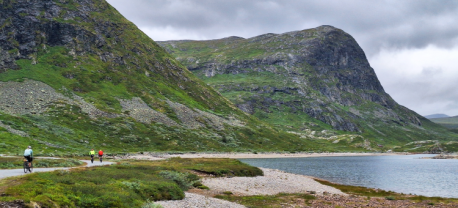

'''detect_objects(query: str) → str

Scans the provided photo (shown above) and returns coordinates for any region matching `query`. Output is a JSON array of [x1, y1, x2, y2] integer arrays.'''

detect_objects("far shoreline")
[[127, 152, 419, 160]]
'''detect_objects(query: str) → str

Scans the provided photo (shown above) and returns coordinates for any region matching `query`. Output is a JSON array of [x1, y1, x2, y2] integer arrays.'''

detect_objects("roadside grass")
[[0, 157, 84, 169], [0, 158, 261, 207], [314, 178, 458, 204], [215, 193, 316, 208]]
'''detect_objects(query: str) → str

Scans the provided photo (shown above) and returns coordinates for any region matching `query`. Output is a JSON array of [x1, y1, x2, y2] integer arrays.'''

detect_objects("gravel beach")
[[156, 167, 345, 208], [202, 168, 346, 196], [156, 192, 246, 208]]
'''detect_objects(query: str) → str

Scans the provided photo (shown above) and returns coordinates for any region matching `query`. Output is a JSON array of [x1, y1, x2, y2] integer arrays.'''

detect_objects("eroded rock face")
[[0, 79, 244, 130], [158, 26, 423, 132]]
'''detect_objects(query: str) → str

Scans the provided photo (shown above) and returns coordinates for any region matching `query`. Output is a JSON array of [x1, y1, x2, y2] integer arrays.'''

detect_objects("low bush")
[[163, 157, 263, 177], [197, 185, 209, 190], [385, 196, 395, 200], [158, 170, 199, 190]]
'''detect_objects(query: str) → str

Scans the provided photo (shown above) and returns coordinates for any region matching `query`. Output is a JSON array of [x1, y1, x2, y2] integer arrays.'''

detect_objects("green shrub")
[[197, 185, 209, 190], [158, 170, 199, 190], [385, 196, 395, 200], [193, 181, 203, 187]]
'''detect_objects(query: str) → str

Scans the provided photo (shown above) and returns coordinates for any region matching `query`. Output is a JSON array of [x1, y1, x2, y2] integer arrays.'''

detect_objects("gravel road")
[[0, 160, 114, 180]]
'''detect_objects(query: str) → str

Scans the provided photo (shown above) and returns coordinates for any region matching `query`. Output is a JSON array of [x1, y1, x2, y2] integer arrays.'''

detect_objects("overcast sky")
[[107, 0, 458, 117]]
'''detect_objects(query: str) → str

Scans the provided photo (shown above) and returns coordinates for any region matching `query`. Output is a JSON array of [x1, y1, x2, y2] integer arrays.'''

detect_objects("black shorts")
[[98, 155, 103, 157], [24, 155, 33, 162], [91, 155, 94, 158]]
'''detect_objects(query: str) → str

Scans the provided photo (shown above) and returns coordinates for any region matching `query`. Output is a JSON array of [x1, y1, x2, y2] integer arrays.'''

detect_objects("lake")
[[239, 154, 458, 198]]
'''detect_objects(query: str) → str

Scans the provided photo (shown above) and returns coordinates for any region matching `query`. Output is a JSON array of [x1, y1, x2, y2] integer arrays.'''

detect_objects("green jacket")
[[90, 150, 95, 155]]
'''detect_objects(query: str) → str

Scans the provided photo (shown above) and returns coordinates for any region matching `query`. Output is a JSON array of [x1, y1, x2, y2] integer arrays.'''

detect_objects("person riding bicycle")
[[24, 146, 33, 168], [89, 149, 95, 163], [98, 150, 103, 163]]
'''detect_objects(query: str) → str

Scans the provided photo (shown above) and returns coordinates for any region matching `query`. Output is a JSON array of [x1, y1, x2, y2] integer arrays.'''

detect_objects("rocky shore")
[[155, 166, 458, 208]]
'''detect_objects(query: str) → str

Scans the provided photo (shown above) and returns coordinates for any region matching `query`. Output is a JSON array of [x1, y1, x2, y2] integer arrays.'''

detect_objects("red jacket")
[[98, 151, 103, 156]]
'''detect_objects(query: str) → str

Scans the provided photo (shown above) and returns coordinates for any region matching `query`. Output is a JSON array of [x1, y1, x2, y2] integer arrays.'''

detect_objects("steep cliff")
[[0, 0, 312, 154], [159, 26, 458, 147]]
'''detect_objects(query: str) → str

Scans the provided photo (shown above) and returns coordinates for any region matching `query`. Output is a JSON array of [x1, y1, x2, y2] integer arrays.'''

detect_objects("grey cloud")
[[107, 0, 458, 55], [421, 67, 443, 76], [382, 74, 458, 115]]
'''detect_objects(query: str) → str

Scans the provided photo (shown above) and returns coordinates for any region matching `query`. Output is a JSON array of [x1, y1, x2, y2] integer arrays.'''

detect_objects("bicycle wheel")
[[29, 163, 33, 173], [23, 161, 28, 173]]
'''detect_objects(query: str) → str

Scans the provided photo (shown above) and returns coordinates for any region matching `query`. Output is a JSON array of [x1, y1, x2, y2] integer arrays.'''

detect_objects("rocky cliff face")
[[0, 0, 310, 154], [158, 26, 450, 144]]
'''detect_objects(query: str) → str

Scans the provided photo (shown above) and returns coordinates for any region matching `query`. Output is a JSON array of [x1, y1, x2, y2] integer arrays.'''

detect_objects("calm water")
[[239, 154, 458, 198]]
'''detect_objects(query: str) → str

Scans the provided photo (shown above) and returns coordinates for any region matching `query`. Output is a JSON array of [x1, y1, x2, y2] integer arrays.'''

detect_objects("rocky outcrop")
[[158, 26, 423, 132]]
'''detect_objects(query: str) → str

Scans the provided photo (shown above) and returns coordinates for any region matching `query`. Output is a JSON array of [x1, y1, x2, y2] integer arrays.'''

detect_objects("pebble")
[[202, 168, 346, 196], [156, 192, 246, 208]]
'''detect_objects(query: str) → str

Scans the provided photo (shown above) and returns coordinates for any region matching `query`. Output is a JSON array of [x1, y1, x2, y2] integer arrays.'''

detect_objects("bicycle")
[[90, 155, 94, 163], [99, 155, 103, 163], [23, 159, 33, 173]]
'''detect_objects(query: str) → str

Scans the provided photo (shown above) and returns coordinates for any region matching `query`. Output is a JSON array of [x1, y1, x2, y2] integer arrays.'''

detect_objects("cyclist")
[[98, 149, 103, 163], [24, 146, 33, 169], [89, 149, 95, 163]]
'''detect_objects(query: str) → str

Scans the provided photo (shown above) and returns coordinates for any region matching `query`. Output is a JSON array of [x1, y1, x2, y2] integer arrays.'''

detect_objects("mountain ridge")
[[425, 114, 450, 119], [158, 25, 458, 151]]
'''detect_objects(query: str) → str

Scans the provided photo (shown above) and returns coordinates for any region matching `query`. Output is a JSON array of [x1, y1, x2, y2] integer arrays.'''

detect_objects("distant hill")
[[425, 114, 450, 119], [430, 116, 458, 129]]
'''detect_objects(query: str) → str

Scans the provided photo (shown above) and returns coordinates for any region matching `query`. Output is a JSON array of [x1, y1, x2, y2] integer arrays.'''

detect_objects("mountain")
[[430, 116, 458, 130], [0, 0, 321, 155], [158, 26, 458, 151], [425, 114, 449, 119]]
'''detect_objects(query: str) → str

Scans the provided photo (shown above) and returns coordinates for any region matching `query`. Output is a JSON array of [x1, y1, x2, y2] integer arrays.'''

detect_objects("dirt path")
[[0, 160, 114, 180]]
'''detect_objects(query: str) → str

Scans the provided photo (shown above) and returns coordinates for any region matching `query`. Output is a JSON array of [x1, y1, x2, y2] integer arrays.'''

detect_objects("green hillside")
[[430, 116, 458, 131], [0, 0, 334, 155]]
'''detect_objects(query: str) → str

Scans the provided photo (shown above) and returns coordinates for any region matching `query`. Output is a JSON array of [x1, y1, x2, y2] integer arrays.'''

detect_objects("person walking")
[[98, 149, 103, 163], [89, 149, 95, 163], [23, 146, 33, 169]]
